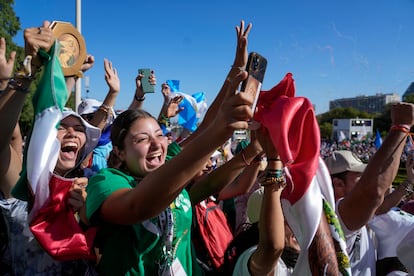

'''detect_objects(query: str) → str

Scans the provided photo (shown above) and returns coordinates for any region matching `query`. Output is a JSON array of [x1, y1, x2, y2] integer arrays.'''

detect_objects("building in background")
[[402, 82, 414, 101], [329, 93, 400, 114], [332, 118, 373, 140]]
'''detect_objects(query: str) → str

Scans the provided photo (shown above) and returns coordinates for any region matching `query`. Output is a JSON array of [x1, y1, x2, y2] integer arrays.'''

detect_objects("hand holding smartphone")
[[240, 52, 267, 129], [138, 68, 155, 93]]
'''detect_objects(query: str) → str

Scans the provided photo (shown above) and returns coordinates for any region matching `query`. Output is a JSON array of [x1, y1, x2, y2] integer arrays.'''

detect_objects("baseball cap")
[[324, 150, 367, 175]]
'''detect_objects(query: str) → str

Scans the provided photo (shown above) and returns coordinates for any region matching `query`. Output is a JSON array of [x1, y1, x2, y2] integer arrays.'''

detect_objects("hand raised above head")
[[212, 70, 252, 137], [165, 95, 184, 118], [24, 20, 54, 61], [391, 102, 414, 128], [80, 54, 95, 73], [161, 82, 171, 102], [230, 20, 252, 75], [0, 37, 16, 83], [104, 58, 120, 94]]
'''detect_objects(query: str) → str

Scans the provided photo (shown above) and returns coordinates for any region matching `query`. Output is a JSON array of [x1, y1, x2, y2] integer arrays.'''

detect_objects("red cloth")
[[254, 73, 320, 204], [30, 174, 96, 261]]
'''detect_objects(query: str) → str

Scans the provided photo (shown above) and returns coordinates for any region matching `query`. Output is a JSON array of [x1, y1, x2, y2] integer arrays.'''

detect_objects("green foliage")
[[317, 107, 374, 126], [315, 105, 404, 140], [404, 94, 414, 104], [319, 122, 333, 140], [65, 91, 76, 111], [373, 104, 392, 134]]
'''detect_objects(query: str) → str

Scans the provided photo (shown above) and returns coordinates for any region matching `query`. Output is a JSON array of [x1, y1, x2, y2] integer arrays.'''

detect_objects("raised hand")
[[161, 82, 171, 103], [80, 54, 95, 74], [0, 37, 16, 89], [104, 58, 120, 94], [231, 20, 252, 71], [24, 20, 54, 63], [165, 95, 184, 118], [211, 70, 252, 138], [391, 102, 414, 128]]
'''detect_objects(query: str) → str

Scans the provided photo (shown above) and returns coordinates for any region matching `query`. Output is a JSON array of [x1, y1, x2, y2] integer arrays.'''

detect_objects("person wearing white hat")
[[0, 22, 100, 274], [324, 103, 414, 276]]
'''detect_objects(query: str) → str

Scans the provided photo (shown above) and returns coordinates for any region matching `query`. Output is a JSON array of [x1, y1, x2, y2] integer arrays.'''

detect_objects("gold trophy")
[[50, 21, 86, 77]]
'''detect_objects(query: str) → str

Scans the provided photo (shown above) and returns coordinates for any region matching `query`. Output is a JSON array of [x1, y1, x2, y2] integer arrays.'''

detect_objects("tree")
[[317, 107, 374, 126], [316, 107, 375, 141], [319, 122, 333, 140]]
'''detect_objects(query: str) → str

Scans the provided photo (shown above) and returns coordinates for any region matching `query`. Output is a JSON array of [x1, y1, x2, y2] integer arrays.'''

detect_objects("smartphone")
[[138, 68, 155, 93], [240, 52, 267, 128]]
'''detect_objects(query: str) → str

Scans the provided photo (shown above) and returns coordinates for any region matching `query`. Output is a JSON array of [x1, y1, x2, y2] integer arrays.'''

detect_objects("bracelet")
[[97, 104, 113, 122], [241, 148, 250, 166], [135, 94, 146, 102], [267, 157, 281, 162], [7, 78, 31, 94], [158, 115, 170, 127], [260, 168, 285, 186], [390, 124, 411, 133]]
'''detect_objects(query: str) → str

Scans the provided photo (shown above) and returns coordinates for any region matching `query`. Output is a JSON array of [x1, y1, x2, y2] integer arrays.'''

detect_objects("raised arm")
[[339, 102, 414, 230], [179, 20, 251, 148], [189, 134, 263, 204], [128, 70, 156, 110], [87, 58, 120, 130], [100, 68, 252, 224], [376, 151, 414, 215], [248, 126, 285, 275], [65, 54, 95, 98], [0, 21, 54, 198]]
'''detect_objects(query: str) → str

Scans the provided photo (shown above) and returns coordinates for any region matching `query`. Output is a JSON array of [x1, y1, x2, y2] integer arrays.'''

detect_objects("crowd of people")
[[0, 19, 414, 276]]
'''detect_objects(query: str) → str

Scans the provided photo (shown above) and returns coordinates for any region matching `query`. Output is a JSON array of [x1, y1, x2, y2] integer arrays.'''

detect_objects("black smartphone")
[[138, 68, 155, 93], [240, 52, 267, 128]]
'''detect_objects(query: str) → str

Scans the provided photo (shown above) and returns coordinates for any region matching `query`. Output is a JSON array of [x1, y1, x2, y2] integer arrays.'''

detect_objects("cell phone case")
[[240, 52, 268, 130], [240, 52, 267, 92], [138, 68, 155, 93]]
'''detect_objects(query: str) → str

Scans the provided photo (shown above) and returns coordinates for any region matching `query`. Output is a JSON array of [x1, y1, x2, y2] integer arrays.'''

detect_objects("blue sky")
[[13, 0, 414, 116]]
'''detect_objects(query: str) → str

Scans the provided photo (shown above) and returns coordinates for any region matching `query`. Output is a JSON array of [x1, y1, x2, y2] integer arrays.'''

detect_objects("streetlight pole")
[[75, 0, 82, 112]]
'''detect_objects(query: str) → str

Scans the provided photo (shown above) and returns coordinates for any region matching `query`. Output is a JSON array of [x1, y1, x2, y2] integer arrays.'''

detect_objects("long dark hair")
[[108, 109, 155, 169], [222, 222, 299, 274]]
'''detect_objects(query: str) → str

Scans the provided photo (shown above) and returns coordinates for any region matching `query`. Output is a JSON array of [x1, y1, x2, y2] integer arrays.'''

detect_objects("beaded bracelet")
[[158, 115, 170, 127], [135, 94, 146, 102], [260, 177, 287, 190]]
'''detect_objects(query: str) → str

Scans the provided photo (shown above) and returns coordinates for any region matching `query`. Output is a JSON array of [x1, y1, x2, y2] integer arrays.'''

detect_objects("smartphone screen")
[[138, 68, 155, 93]]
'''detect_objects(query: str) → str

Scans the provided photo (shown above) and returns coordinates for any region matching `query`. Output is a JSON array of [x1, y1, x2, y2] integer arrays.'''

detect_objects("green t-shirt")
[[86, 168, 193, 275]]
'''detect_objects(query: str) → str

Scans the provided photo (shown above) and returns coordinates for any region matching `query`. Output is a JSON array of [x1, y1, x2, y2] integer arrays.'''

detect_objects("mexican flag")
[[12, 41, 68, 222], [254, 73, 351, 275]]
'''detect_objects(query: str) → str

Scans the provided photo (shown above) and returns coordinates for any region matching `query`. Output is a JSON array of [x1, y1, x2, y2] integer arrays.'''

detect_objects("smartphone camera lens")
[[253, 56, 259, 70]]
